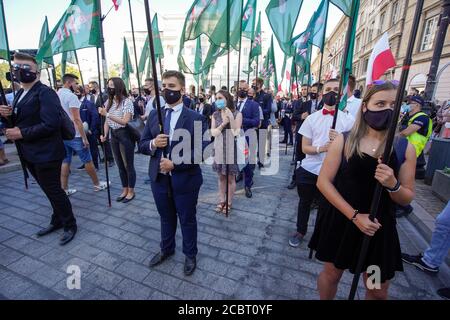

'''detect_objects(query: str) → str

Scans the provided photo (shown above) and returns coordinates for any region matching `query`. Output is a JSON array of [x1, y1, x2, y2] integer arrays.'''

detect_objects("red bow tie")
[[322, 109, 335, 116]]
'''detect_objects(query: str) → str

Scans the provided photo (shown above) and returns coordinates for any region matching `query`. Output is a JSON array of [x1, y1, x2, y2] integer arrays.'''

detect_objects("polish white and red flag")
[[112, 0, 122, 11], [366, 32, 396, 87]]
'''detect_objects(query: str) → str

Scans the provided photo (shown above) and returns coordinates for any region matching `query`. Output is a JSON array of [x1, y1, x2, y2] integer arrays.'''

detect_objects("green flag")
[[266, 0, 303, 55], [242, 0, 257, 40], [0, 0, 9, 61], [138, 35, 150, 76], [194, 37, 203, 85], [121, 38, 134, 90], [61, 50, 77, 76], [152, 14, 164, 59], [248, 12, 261, 66], [261, 36, 278, 92], [339, 0, 359, 110], [330, 0, 352, 16], [178, 0, 243, 75], [36, 0, 101, 61], [38, 17, 55, 68]]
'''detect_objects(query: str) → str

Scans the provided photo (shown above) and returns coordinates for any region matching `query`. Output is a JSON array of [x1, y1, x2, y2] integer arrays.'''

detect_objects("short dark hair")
[[221, 86, 227, 90], [348, 74, 356, 92], [13, 52, 38, 66], [210, 85, 216, 92], [144, 78, 153, 83], [62, 73, 79, 84], [312, 82, 323, 92], [162, 70, 185, 87]]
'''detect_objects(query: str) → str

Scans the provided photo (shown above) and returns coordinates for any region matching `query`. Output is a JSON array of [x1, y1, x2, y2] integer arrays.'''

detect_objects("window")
[[363, 58, 369, 73], [368, 21, 375, 42], [168, 46, 174, 55], [355, 36, 360, 53], [391, 1, 399, 25], [420, 15, 439, 52], [379, 12, 386, 35]]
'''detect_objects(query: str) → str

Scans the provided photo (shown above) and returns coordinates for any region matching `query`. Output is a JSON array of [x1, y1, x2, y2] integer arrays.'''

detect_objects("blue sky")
[[4, 0, 343, 71]]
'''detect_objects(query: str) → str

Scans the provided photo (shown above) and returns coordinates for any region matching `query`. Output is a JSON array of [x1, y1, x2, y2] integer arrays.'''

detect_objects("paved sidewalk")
[[0, 138, 449, 300]]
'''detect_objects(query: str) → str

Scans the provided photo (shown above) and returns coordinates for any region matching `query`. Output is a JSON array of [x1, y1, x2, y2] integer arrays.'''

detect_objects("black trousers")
[[111, 128, 136, 188], [296, 167, 319, 236], [26, 160, 76, 231], [88, 133, 99, 169]]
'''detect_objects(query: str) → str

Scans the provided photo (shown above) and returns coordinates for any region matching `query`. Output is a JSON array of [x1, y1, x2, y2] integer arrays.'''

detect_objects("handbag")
[[127, 115, 145, 141]]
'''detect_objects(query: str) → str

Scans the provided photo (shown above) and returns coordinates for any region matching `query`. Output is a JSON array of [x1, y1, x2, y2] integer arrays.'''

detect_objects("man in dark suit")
[[235, 80, 260, 198], [252, 77, 272, 169], [195, 92, 212, 128], [0, 52, 77, 245], [139, 71, 207, 276]]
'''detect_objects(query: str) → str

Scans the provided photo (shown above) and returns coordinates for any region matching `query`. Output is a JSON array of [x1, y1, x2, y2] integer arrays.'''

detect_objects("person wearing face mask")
[[288, 79, 355, 248], [0, 52, 78, 245], [139, 70, 208, 276], [99, 78, 135, 203], [235, 80, 261, 198], [308, 81, 416, 300], [211, 90, 243, 214], [58, 74, 108, 198], [196, 93, 212, 128], [310, 82, 324, 113], [344, 75, 362, 118], [142, 78, 166, 124], [77, 85, 100, 171]]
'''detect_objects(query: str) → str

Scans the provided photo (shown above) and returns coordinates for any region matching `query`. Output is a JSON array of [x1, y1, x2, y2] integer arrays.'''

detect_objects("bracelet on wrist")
[[386, 180, 401, 193], [316, 146, 321, 154], [351, 209, 359, 221]]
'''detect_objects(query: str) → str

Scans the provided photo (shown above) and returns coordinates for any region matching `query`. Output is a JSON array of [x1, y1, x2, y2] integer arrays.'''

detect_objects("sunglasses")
[[12, 63, 33, 70], [372, 80, 400, 86]]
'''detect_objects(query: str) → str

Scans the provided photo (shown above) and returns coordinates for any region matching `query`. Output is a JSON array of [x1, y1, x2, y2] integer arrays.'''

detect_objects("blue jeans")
[[63, 138, 93, 164], [423, 200, 450, 268]]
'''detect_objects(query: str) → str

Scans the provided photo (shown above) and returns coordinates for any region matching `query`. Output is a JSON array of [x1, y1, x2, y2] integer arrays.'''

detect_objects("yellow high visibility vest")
[[406, 112, 432, 157]]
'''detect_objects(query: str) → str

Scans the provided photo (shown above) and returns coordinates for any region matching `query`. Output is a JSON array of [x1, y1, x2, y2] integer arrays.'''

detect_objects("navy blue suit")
[[237, 99, 260, 188], [254, 91, 272, 129], [80, 97, 100, 169], [139, 106, 207, 258], [6, 81, 76, 230]]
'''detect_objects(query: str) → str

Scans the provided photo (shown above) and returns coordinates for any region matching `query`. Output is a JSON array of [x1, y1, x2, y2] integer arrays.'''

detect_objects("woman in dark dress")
[[309, 82, 416, 300], [211, 90, 243, 214]]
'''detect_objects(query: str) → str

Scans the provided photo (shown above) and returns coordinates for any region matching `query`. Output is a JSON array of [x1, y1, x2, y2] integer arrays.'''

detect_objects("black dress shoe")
[[116, 195, 127, 202], [245, 187, 253, 198], [258, 162, 264, 169], [236, 172, 243, 183], [36, 224, 63, 237], [287, 180, 296, 190], [149, 252, 175, 268], [60, 228, 77, 246], [184, 256, 196, 276], [122, 194, 135, 204]]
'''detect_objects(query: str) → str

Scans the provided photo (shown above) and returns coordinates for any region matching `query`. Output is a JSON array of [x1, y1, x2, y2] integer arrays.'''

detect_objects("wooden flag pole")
[[348, 0, 425, 300]]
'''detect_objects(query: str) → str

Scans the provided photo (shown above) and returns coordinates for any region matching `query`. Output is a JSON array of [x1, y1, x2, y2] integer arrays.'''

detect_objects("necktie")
[[164, 108, 173, 137], [238, 101, 243, 112], [322, 108, 335, 116], [90, 94, 95, 104]]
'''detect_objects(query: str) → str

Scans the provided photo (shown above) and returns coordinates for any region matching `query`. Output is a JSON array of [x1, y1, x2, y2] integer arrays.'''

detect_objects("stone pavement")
[[0, 137, 449, 300]]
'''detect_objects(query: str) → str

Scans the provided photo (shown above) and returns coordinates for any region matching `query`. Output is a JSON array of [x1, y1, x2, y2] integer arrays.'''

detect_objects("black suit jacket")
[[11, 81, 65, 164]]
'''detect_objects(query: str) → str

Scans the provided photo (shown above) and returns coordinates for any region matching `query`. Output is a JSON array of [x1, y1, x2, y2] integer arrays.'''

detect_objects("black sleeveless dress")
[[308, 143, 405, 283]]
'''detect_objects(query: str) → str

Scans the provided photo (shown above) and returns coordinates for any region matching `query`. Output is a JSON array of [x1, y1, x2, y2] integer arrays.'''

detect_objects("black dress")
[[308, 144, 405, 283]]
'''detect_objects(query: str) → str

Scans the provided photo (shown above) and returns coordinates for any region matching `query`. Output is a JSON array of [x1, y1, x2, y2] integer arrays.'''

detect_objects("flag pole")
[[97, 1, 112, 207], [247, 40, 252, 84], [74, 50, 85, 89], [225, 0, 231, 218], [0, 0, 29, 190], [317, 1, 329, 85], [128, 0, 142, 95], [331, 1, 358, 130], [236, 0, 244, 91], [99, 3, 111, 89], [348, 0, 424, 300]]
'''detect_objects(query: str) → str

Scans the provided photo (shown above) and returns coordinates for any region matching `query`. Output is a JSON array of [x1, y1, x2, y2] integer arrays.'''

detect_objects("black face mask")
[[199, 98, 205, 103], [14, 68, 37, 84], [89, 89, 97, 95], [75, 94, 82, 100], [252, 85, 258, 91], [69, 86, 75, 93], [132, 94, 139, 98], [310, 93, 318, 100], [108, 87, 116, 97], [248, 96, 254, 100], [144, 88, 151, 96], [164, 88, 182, 105], [364, 109, 394, 131], [238, 90, 248, 99], [323, 91, 338, 106]]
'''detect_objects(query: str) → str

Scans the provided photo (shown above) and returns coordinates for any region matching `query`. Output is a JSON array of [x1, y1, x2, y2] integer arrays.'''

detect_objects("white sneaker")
[[65, 189, 77, 196], [94, 181, 109, 192]]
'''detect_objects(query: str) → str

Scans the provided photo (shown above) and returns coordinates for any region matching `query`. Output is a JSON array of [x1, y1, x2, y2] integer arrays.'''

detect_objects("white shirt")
[[106, 98, 134, 130], [259, 106, 264, 121], [298, 109, 355, 176], [58, 88, 81, 137], [346, 95, 362, 118], [145, 96, 166, 118], [237, 98, 247, 112], [311, 99, 321, 113], [166, 103, 183, 143]]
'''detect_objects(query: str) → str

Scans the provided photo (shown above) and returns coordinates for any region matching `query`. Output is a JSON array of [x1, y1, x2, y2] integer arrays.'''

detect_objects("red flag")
[[112, 0, 122, 11], [366, 33, 396, 87]]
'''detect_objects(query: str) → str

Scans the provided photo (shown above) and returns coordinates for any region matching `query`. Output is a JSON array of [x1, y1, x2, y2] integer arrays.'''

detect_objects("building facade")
[[311, 0, 450, 103]]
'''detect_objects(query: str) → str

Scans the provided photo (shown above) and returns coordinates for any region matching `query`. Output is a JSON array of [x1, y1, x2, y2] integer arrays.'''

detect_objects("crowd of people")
[[0, 51, 449, 299]]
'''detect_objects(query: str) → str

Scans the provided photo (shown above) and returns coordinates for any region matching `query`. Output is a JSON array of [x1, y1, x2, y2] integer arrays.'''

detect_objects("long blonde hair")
[[344, 82, 398, 160]]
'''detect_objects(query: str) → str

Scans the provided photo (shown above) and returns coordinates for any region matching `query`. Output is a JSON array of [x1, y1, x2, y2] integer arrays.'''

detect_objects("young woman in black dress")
[[309, 82, 417, 300]]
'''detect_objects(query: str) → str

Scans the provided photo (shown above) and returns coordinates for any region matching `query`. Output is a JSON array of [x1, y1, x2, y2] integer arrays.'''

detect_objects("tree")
[[109, 64, 120, 78], [0, 62, 10, 89], [55, 63, 81, 81]]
